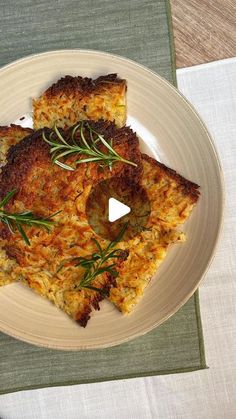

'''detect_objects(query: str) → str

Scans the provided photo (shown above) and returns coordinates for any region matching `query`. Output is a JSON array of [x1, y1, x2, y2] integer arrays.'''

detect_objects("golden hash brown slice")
[[0, 123, 200, 319], [0, 125, 33, 285], [141, 154, 200, 229], [0, 121, 142, 326], [33, 74, 127, 130], [108, 154, 200, 313], [0, 124, 33, 168], [108, 228, 185, 314], [0, 121, 142, 207]]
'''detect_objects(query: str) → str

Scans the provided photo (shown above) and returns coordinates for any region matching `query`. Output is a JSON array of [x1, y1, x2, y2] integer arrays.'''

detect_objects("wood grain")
[[171, 0, 236, 68]]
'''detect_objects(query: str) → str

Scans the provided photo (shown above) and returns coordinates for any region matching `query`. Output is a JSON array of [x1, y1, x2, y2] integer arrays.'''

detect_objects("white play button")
[[86, 178, 151, 241], [108, 197, 131, 222]]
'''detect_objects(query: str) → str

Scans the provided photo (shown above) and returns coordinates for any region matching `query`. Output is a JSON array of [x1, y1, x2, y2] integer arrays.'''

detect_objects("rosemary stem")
[[43, 122, 137, 171]]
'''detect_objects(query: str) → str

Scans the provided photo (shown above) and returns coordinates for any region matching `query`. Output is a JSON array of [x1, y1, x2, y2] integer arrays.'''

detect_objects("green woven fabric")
[[0, 0, 206, 395]]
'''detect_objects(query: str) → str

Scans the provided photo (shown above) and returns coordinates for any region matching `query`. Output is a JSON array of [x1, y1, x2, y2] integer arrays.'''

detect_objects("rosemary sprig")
[[61, 223, 128, 295], [42, 121, 137, 171], [0, 189, 60, 245]]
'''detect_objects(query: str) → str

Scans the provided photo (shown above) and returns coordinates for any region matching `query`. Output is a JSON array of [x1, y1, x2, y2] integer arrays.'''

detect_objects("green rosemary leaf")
[[105, 222, 128, 252], [107, 269, 119, 278], [15, 222, 30, 245], [53, 149, 77, 162], [42, 122, 137, 171], [71, 124, 80, 143], [4, 218, 15, 234], [44, 210, 62, 220], [80, 121, 90, 148], [76, 260, 94, 268], [54, 159, 75, 171], [0, 188, 17, 208], [42, 131, 57, 147], [92, 238, 103, 254], [0, 189, 60, 245], [54, 124, 69, 146], [101, 250, 124, 264], [57, 224, 128, 295], [91, 252, 102, 260], [96, 132, 120, 157], [75, 157, 105, 164]]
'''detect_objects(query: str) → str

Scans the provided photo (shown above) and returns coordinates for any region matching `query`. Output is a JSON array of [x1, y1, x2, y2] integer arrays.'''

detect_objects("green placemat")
[[0, 0, 207, 395]]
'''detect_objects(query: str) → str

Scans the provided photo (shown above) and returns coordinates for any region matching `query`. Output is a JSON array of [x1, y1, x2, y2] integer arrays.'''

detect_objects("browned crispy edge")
[[79, 250, 129, 327], [78, 276, 117, 327], [0, 129, 49, 202], [141, 153, 200, 202], [0, 121, 132, 326], [0, 121, 142, 203], [0, 124, 33, 138], [69, 120, 142, 183], [43, 74, 126, 98]]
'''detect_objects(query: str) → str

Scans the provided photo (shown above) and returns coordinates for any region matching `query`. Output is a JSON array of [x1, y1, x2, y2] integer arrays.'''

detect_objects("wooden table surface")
[[171, 0, 236, 68]]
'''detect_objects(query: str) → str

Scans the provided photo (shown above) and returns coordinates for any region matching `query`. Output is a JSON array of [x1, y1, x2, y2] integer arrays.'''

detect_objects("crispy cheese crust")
[[33, 74, 127, 130], [0, 121, 141, 326]]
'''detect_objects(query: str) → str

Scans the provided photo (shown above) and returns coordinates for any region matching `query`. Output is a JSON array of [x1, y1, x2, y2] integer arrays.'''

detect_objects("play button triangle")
[[108, 197, 131, 222]]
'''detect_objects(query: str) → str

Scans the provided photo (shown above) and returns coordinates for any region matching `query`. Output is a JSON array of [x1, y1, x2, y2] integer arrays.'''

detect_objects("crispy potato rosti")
[[0, 125, 33, 169], [0, 123, 200, 321], [108, 154, 199, 313], [0, 121, 142, 326], [33, 74, 127, 130], [0, 125, 33, 285], [0, 74, 200, 324]]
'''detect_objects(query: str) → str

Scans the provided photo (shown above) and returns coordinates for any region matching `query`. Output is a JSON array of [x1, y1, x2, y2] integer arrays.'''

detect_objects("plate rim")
[[0, 49, 225, 350]]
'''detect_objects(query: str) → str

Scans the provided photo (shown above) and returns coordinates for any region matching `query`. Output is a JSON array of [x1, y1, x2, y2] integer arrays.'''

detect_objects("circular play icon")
[[86, 177, 151, 241]]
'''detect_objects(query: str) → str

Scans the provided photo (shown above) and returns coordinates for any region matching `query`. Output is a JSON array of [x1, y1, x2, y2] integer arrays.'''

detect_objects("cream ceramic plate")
[[0, 50, 224, 350]]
